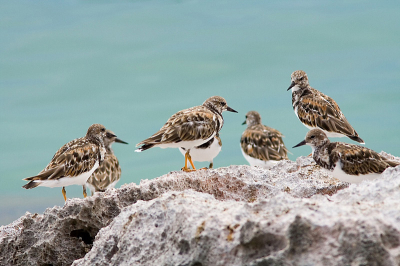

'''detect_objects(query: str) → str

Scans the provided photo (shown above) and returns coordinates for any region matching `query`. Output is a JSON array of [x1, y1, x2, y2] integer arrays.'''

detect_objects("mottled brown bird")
[[288, 70, 364, 143], [241, 111, 289, 168], [293, 129, 399, 183], [85, 130, 128, 196], [22, 124, 118, 201], [136, 96, 237, 171]]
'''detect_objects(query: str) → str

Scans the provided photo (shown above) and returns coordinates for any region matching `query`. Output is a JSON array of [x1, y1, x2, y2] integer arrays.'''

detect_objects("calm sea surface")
[[1, 0, 399, 225]]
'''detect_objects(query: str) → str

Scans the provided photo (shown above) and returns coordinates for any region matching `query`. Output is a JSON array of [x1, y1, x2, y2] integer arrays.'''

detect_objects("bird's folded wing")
[[298, 92, 356, 136], [335, 143, 394, 175], [241, 129, 284, 161], [138, 110, 217, 145], [48, 137, 86, 163], [27, 144, 99, 181]]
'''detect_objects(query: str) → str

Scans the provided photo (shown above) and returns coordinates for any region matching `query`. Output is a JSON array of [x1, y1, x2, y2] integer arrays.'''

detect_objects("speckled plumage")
[[22, 124, 111, 200], [85, 130, 128, 195], [241, 111, 289, 168], [136, 96, 237, 171], [288, 70, 364, 143], [293, 129, 399, 183]]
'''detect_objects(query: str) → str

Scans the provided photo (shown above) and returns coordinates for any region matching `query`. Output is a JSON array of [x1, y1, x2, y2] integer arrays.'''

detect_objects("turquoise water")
[[1, 1, 399, 226]]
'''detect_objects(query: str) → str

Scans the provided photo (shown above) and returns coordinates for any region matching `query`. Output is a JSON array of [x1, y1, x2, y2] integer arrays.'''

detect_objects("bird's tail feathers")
[[348, 135, 365, 144], [135, 143, 155, 152], [22, 180, 40, 189]]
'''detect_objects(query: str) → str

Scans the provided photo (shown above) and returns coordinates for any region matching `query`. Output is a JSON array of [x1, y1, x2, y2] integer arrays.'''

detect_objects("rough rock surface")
[[1, 155, 400, 266]]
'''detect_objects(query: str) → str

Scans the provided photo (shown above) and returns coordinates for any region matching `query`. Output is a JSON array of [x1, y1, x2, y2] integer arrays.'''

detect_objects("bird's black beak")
[[287, 81, 295, 91], [242, 120, 246, 125], [227, 106, 238, 113], [115, 138, 128, 144], [293, 139, 306, 148]]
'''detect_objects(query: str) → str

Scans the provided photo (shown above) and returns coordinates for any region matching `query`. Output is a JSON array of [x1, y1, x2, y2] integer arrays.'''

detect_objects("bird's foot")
[[181, 166, 196, 172]]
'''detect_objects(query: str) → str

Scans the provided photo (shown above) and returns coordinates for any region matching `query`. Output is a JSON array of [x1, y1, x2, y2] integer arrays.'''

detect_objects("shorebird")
[[135, 96, 237, 171], [22, 124, 115, 201], [85, 130, 128, 196], [293, 129, 399, 183], [288, 70, 364, 143], [241, 111, 289, 168]]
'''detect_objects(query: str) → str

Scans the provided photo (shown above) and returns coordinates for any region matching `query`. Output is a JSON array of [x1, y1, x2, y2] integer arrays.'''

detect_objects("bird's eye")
[[101, 128, 106, 132], [310, 135, 315, 139], [299, 77, 304, 81], [221, 102, 226, 106]]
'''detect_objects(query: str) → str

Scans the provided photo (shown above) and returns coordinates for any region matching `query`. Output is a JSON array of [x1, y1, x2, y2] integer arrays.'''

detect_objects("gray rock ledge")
[[1, 155, 400, 266]]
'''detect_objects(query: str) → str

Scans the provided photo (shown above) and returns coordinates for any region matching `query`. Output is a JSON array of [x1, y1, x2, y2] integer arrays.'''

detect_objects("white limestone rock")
[[72, 163, 400, 265], [1, 155, 399, 265]]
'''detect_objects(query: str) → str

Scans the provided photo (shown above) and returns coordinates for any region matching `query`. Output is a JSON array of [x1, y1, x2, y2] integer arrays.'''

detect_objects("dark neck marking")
[[204, 105, 223, 132], [205, 104, 222, 117], [292, 87, 312, 109], [196, 137, 214, 149], [313, 142, 338, 171]]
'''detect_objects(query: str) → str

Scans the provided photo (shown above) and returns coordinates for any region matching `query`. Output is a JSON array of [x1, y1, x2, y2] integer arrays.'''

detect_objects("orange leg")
[[182, 150, 196, 172], [82, 185, 87, 198], [182, 151, 190, 171], [187, 152, 196, 170], [62, 187, 67, 201]]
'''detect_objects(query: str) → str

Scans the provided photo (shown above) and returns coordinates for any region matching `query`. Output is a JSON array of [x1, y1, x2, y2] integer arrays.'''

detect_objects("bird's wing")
[[334, 143, 397, 175], [25, 143, 100, 181], [137, 107, 217, 146], [297, 89, 358, 137], [45, 138, 88, 170], [241, 125, 288, 161]]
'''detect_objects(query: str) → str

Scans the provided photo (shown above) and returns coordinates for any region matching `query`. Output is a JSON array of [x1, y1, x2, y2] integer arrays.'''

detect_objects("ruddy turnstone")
[[241, 111, 289, 168], [293, 129, 400, 183], [22, 124, 113, 201], [85, 130, 128, 196], [288, 70, 364, 143], [135, 96, 237, 172], [179, 133, 222, 169]]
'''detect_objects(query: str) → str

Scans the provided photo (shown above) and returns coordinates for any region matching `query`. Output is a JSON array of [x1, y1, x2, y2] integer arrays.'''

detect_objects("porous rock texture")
[[1, 154, 400, 266]]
